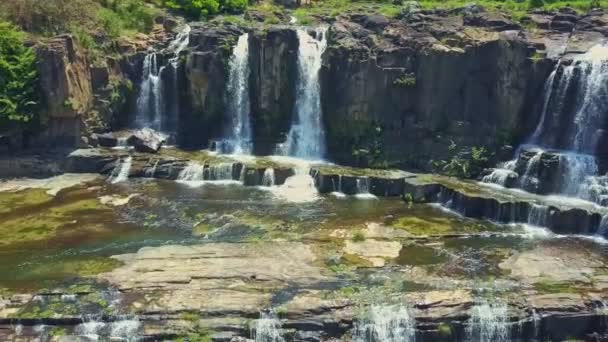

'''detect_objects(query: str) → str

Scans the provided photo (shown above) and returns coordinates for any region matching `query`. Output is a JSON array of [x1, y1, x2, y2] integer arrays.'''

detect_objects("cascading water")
[[136, 53, 163, 130], [355, 177, 377, 200], [166, 25, 191, 132], [483, 45, 608, 206], [527, 204, 549, 227], [218, 33, 252, 154], [251, 310, 284, 342], [262, 168, 276, 186], [135, 25, 190, 133], [352, 304, 416, 342], [76, 315, 141, 341], [331, 174, 346, 198], [110, 156, 132, 184], [284, 27, 328, 159], [177, 162, 237, 186], [466, 301, 511, 342]]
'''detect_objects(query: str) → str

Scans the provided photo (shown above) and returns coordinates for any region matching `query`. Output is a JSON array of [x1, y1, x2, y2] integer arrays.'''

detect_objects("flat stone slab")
[[101, 242, 329, 313]]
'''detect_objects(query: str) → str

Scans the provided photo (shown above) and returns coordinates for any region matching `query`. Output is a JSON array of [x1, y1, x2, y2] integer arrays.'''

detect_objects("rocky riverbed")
[[0, 152, 607, 341]]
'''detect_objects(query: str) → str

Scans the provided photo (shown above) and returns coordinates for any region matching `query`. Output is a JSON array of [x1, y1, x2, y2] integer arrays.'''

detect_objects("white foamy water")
[[355, 177, 378, 200], [284, 27, 328, 159], [219, 33, 252, 154], [270, 167, 319, 203], [466, 301, 510, 342], [252, 311, 284, 342], [262, 168, 276, 187], [110, 156, 132, 184], [353, 304, 416, 342]]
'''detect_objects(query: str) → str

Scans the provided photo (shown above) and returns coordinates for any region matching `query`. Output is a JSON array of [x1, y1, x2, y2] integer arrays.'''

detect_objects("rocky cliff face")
[[26, 7, 608, 173], [249, 27, 298, 154], [36, 35, 94, 146], [319, 8, 608, 170], [180, 24, 237, 148]]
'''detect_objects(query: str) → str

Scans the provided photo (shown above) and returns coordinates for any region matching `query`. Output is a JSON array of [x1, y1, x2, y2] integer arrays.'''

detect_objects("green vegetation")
[[533, 280, 582, 294], [431, 145, 491, 178], [352, 230, 366, 242], [158, 0, 248, 19], [393, 73, 416, 88], [0, 22, 39, 133]]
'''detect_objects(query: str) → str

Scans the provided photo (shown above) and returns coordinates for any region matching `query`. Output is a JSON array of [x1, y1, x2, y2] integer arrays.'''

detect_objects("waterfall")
[[110, 156, 132, 184], [466, 301, 510, 342], [262, 168, 275, 186], [251, 311, 284, 342], [559, 152, 598, 197], [284, 27, 328, 159], [352, 304, 416, 342], [167, 25, 191, 132], [482, 45, 608, 206], [135, 25, 190, 132], [136, 53, 163, 130], [219, 33, 252, 154]]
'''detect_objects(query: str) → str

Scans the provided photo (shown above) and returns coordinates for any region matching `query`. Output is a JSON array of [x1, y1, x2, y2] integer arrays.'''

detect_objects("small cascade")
[[251, 310, 284, 342], [466, 301, 511, 342], [177, 162, 238, 186], [146, 160, 160, 178], [113, 137, 129, 150], [109, 156, 132, 184], [331, 174, 346, 198], [355, 177, 377, 200], [136, 53, 163, 130], [262, 168, 276, 187], [560, 152, 599, 197], [527, 204, 549, 227], [284, 27, 328, 159], [207, 163, 236, 181], [219, 33, 252, 154], [75, 315, 141, 341], [352, 304, 416, 342], [598, 215, 608, 237], [177, 162, 206, 186], [272, 167, 319, 203]]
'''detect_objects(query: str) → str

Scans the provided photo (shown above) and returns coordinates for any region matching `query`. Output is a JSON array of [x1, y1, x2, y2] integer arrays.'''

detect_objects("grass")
[[533, 280, 585, 294]]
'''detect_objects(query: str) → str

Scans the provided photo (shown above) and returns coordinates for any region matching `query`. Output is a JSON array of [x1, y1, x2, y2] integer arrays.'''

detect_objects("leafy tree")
[[0, 22, 39, 132]]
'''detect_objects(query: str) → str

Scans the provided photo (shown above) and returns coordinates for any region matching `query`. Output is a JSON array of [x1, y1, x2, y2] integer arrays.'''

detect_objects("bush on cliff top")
[[158, 0, 248, 19], [0, 22, 39, 133]]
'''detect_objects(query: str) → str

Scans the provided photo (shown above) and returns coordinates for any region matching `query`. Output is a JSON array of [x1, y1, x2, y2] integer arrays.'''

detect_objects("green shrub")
[[393, 73, 416, 88], [0, 22, 40, 133], [163, 0, 221, 18], [352, 231, 366, 242]]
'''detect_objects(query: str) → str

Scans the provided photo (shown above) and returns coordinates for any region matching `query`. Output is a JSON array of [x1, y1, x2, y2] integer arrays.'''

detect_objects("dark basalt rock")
[[94, 133, 118, 148]]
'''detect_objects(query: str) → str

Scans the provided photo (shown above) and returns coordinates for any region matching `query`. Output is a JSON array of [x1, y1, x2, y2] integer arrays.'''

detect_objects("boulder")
[[126, 128, 166, 153]]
